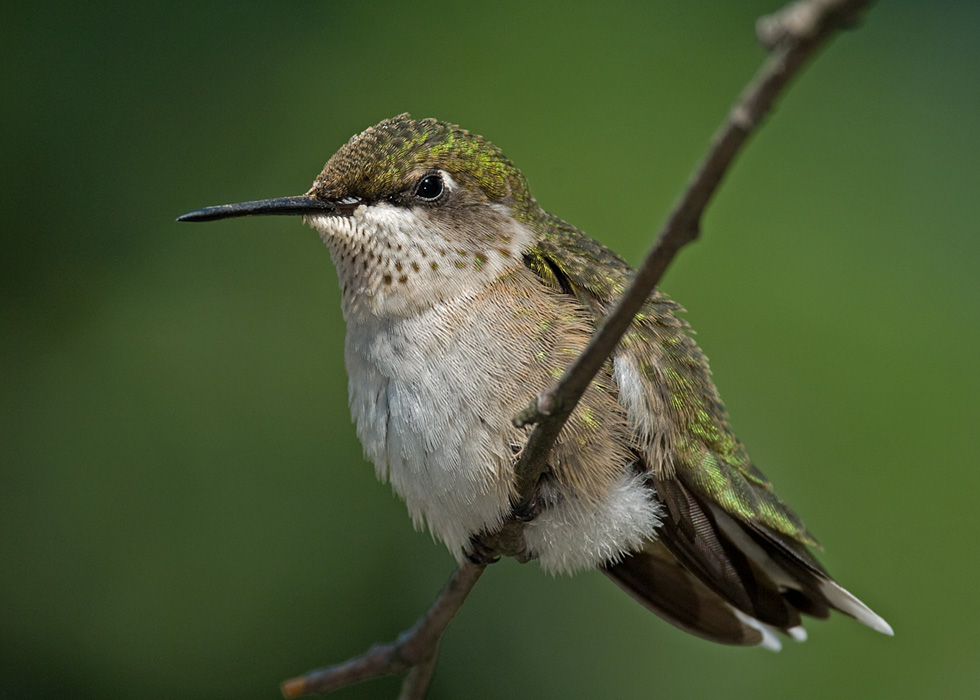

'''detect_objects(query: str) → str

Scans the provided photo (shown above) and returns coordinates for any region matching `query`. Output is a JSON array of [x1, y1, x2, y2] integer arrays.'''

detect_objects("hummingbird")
[[178, 114, 892, 649]]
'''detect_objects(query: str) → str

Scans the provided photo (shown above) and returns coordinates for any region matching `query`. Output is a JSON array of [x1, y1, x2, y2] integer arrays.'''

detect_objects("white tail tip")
[[820, 579, 894, 636]]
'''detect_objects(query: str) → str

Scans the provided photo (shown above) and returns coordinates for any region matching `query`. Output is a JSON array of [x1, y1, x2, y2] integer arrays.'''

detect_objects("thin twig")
[[280, 562, 486, 698], [505, 0, 873, 514]]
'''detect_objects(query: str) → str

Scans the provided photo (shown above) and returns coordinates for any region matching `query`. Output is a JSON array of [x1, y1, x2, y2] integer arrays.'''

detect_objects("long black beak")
[[176, 195, 336, 223]]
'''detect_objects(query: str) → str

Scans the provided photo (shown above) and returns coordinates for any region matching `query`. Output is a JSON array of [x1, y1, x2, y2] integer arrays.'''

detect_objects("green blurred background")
[[2, 2, 978, 698]]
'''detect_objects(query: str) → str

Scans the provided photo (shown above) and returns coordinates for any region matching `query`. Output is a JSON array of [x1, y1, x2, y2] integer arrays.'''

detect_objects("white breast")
[[344, 293, 518, 556], [343, 293, 663, 573], [310, 204, 662, 572]]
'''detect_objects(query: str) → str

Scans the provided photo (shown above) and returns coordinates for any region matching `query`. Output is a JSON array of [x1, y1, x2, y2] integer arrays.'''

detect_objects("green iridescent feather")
[[314, 114, 534, 213]]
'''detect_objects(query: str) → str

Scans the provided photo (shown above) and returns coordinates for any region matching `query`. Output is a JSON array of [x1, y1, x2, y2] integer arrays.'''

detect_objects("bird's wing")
[[525, 219, 891, 640], [525, 216, 816, 545]]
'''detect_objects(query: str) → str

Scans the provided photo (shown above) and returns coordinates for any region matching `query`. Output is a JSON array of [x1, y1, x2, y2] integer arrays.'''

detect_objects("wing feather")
[[523, 220, 891, 640]]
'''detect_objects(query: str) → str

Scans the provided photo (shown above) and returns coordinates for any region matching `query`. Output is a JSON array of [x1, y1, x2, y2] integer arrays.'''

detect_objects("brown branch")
[[281, 562, 486, 698], [279, 1, 872, 697], [506, 0, 873, 513]]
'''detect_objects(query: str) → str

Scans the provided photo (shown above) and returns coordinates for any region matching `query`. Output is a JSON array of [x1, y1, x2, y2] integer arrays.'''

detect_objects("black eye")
[[414, 173, 445, 201]]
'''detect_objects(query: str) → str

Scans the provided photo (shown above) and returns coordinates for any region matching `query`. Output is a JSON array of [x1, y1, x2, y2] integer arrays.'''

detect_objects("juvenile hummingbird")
[[179, 114, 892, 648]]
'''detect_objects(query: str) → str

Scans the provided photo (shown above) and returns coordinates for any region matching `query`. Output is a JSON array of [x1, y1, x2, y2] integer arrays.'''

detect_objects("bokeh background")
[[3, 2, 978, 699]]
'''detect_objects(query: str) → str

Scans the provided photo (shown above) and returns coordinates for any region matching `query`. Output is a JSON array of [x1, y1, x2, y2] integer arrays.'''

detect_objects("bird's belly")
[[340, 290, 663, 573], [344, 320, 516, 557], [348, 344, 663, 572]]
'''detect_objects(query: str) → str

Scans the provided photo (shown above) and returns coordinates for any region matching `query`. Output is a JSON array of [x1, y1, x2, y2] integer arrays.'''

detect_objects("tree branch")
[[505, 0, 873, 514], [281, 562, 486, 698], [279, 1, 873, 697]]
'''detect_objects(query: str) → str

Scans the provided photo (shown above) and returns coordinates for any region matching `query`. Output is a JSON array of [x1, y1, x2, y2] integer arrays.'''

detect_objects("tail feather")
[[819, 579, 894, 636], [603, 541, 767, 647], [730, 609, 786, 651], [603, 476, 892, 645], [652, 476, 807, 630]]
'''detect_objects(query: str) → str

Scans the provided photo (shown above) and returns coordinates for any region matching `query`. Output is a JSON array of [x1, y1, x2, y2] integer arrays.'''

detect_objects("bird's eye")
[[413, 173, 445, 201]]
